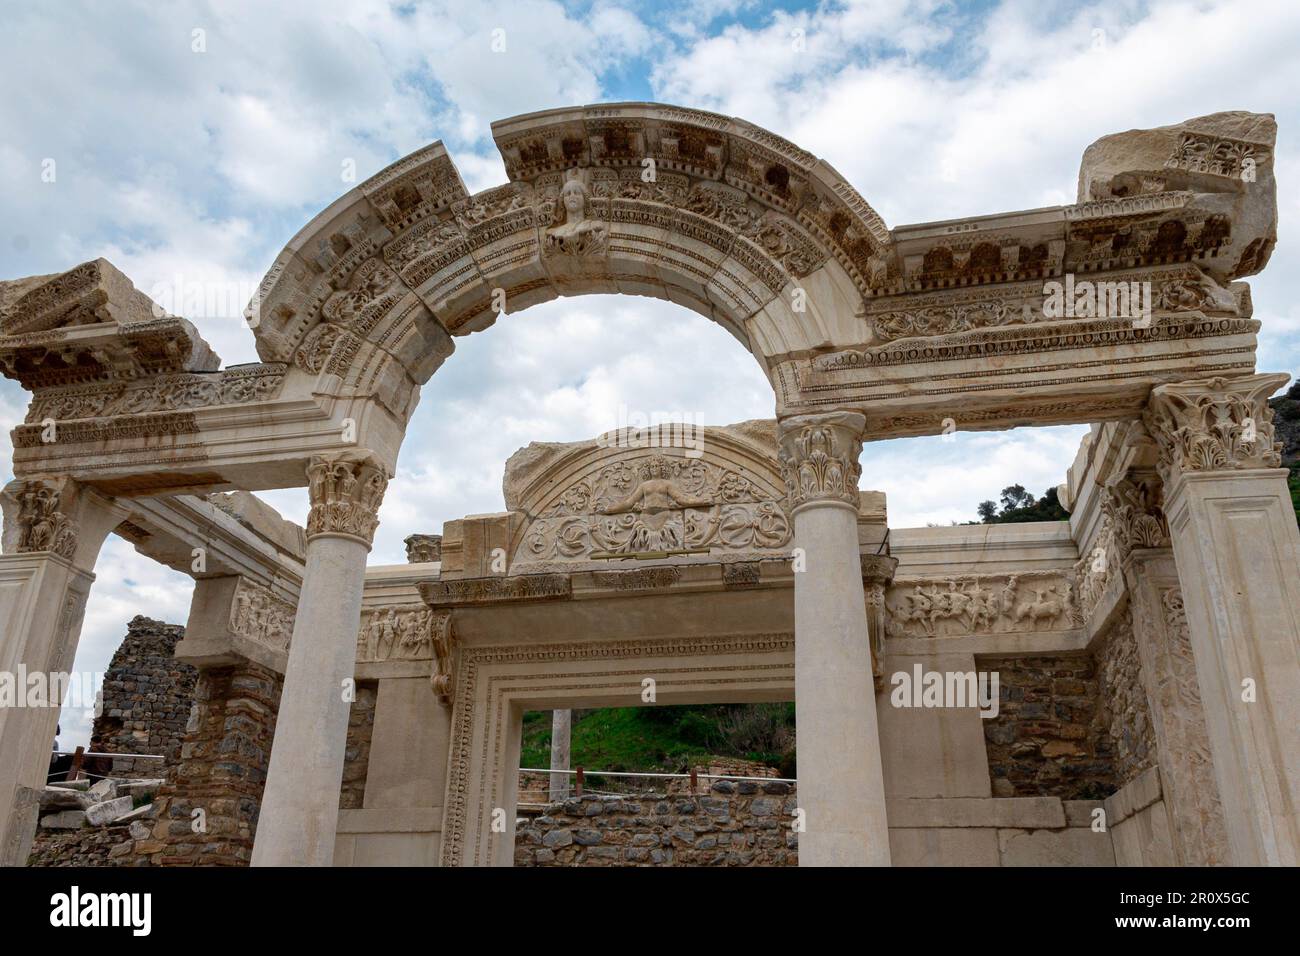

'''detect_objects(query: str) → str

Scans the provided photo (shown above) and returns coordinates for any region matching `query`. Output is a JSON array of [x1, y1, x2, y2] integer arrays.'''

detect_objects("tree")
[[977, 500, 998, 522], [999, 484, 1034, 514]]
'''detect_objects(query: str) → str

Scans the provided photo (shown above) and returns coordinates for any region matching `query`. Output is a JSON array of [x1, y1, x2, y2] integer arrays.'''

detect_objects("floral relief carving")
[[305, 452, 389, 545], [1145, 374, 1287, 480], [518, 453, 791, 563], [14, 480, 78, 560], [321, 259, 402, 326], [778, 413, 864, 510]]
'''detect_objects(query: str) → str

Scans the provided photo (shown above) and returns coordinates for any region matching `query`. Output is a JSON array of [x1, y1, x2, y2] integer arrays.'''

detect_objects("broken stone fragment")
[[38, 787, 89, 811], [84, 795, 134, 826], [1077, 111, 1277, 281], [87, 777, 118, 802], [39, 810, 87, 829]]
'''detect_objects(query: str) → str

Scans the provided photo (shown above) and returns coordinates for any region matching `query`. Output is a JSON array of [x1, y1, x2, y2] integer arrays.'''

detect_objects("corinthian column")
[[252, 451, 388, 867], [779, 411, 890, 866], [1143, 373, 1300, 866], [0, 478, 126, 866]]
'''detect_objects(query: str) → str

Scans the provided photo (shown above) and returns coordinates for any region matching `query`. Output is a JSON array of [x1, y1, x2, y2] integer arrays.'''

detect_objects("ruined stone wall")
[[29, 820, 139, 867], [134, 662, 283, 866], [980, 654, 1118, 799], [514, 782, 798, 867], [1095, 608, 1157, 785], [89, 615, 197, 777], [340, 683, 377, 809]]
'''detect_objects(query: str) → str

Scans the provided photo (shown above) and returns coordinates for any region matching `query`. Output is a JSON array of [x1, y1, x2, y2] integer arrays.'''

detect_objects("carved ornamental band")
[[777, 411, 865, 510], [1144, 373, 1288, 483], [305, 452, 389, 546]]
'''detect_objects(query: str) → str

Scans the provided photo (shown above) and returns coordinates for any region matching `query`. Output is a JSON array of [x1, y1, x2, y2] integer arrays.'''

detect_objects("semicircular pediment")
[[504, 420, 792, 569]]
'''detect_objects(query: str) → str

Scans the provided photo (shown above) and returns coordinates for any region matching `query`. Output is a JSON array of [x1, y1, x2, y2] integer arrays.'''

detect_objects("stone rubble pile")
[[38, 776, 162, 833]]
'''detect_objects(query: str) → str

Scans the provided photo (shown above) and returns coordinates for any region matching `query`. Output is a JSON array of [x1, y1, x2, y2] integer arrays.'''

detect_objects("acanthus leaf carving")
[[13, 480, 78, 560], [1144, 374, 1288, 481], [778, 412, 864, 510], [1103, 472, 1171, 558], [305, 451, 389, 545]]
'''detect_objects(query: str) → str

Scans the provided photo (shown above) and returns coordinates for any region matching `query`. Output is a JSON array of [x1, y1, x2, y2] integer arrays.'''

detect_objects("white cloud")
[[3, 0, 1298, 747]]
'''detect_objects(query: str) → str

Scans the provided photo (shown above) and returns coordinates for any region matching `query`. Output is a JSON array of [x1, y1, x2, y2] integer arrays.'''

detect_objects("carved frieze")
[[1073, 514, 1117, 622], [1145, 373, 1288, 481], [304, 452, 389, 545], [885, 571, 1079, 638], [857, 265, 1239, 344], [356, 604, 436, 663], [419, 574, 572, 607], [24, 364, 287, 423], [229, 578, 295, 653]]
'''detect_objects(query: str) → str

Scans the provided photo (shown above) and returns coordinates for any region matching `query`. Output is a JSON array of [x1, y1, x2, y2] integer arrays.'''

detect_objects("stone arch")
[[249, 103, 894, 421]]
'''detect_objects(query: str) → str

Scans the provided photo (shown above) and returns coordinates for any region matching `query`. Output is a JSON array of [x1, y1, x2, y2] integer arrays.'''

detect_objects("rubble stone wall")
[[980, 654, 1120, 799], [514, 781, 798, 867], [1095, 609, 1158, 785], [88, 615, 197, 777]]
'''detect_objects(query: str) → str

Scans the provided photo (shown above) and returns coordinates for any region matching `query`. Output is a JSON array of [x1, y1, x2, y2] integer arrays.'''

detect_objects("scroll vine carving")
[[517, 454, 791, 563]]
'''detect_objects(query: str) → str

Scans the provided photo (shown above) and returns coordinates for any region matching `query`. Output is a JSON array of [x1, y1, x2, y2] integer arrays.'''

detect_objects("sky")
[[1, 0, 1297, 747]]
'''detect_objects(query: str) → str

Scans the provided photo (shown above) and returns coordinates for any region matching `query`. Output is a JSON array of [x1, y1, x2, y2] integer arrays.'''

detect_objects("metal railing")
[[516, 766, 794, 804]]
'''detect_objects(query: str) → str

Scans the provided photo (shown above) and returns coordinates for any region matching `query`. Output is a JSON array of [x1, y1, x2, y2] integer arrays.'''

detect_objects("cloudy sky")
[[1, 0, 1297, 747]]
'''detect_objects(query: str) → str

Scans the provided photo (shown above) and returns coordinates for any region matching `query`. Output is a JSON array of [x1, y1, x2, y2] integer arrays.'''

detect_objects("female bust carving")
[[545, 173, 607, 256]]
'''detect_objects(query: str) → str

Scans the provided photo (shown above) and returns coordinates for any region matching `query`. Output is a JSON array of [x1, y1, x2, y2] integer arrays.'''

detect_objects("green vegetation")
[[520, 703, 796, 778], [976, 484, 1070, 524]]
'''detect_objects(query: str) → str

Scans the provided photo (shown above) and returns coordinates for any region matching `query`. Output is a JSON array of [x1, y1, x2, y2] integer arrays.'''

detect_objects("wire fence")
[[516, 766, 795, 806], [46, 747, 166, 784]]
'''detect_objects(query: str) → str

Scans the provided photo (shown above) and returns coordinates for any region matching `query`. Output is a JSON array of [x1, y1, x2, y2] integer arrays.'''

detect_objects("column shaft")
[[549, 709, 571, 803], [780, 411, 890, 867], [251, 451, 387, 867]]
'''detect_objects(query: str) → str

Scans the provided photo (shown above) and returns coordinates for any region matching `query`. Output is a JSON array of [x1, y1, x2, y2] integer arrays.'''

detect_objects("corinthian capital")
[[3, 478, 79, 560], [305, 450, 389, 546], [1102, 470, 1170, 559], [1143, 373, 1289, 483], [778, 411, 865, 510]]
